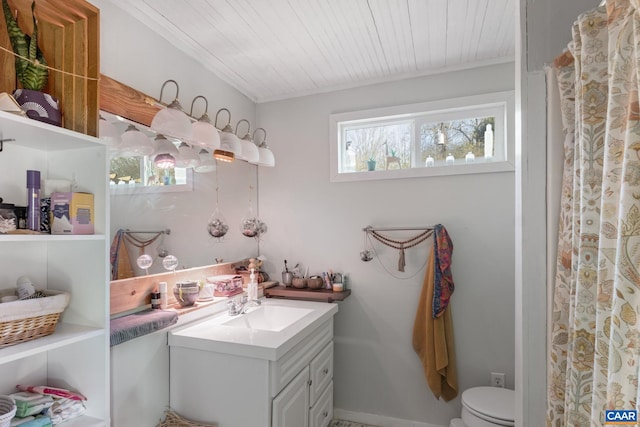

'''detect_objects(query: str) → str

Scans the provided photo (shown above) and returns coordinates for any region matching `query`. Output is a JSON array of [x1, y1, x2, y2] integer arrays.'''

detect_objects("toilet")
[[449, 386, 515, 427]]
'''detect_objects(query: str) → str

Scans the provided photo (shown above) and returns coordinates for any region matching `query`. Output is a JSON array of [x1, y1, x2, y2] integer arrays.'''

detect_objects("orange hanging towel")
[[110, 229, 135, 280], [412, 245, 458, 401]]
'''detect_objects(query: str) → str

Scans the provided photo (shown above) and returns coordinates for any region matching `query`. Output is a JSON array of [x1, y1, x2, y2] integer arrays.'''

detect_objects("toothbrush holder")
[[282, 272, 293, 287]]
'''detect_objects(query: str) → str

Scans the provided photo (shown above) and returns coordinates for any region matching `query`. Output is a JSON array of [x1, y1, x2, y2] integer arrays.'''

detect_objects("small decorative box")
[[207, 275, 244, 297]]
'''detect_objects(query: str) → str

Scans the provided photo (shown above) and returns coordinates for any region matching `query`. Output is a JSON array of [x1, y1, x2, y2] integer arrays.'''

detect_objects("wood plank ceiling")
[[116, 0, 515, 103]]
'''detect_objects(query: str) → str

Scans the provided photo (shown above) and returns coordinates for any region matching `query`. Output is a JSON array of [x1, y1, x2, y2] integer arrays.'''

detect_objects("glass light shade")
[[153, 134, 179, 169], [150, 100, 193, 141], [253, 144, 275, 167], [153, 135, 180, 157], [194, 149, 217, 173], [99, 117, 121, 141], [239, 137, 260, 163], [213, 149, 235, 163], [155, 153, 176, 169], [119, 124, 154, 157], [191, 117, 221, 149], [219, 124, 241, 156], [175, 142, 200, 168]]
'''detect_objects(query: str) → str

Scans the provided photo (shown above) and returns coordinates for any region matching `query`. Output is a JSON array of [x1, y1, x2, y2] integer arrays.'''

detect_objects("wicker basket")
[[0, 395, 16, 427], [0, 290, 70, 348]]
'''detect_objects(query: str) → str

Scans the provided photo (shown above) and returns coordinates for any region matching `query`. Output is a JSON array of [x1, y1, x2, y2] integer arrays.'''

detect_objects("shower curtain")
[[548, 0, 640, 426]]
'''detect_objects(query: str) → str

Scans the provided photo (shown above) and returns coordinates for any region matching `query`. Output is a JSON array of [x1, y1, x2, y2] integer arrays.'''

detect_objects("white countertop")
[[168, 298, 338, 360]]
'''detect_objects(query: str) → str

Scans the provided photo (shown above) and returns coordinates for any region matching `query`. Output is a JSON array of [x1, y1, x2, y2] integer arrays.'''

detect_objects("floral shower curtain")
[[548, 0, 640, 426]]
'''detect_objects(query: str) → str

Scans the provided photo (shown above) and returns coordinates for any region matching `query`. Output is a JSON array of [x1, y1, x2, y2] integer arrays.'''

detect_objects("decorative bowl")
[[291, 277, 307, 289], [307, 276, 324, 290], [173, 285, 200, 307]]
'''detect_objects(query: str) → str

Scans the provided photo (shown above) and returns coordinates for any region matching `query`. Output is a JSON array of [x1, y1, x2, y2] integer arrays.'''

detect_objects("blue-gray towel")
[[110, 309, 178, 346]]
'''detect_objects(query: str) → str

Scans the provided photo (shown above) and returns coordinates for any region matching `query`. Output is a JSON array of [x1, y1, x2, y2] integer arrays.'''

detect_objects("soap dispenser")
[[248, 268, 258, 301]]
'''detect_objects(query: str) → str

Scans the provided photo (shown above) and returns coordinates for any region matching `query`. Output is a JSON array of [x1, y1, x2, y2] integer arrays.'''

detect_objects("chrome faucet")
[[227, 294, 262, 316]]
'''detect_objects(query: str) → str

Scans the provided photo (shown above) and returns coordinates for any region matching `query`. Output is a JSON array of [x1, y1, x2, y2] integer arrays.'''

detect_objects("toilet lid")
[[461, 387, 515, 425]]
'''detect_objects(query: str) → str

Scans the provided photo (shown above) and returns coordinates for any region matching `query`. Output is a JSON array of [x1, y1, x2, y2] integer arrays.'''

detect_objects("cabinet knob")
[[308, 379, 313, 386], [322, 367, 329, 375], [322, 410, 328, 418]]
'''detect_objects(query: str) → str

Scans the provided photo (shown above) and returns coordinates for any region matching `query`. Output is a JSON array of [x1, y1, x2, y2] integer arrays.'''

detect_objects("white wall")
[[92, 0, 261, 273], [256, 62, 515, 426]]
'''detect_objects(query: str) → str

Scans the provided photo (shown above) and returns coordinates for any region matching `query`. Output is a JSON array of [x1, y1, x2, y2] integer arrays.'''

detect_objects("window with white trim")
[[329, 91, 514, 182]]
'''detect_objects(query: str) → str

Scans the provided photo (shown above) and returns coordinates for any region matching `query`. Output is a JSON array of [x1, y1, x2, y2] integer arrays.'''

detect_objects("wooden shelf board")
[[264, 285, 351, 303]]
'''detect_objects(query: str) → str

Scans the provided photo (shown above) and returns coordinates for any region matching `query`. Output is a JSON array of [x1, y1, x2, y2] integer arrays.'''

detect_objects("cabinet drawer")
[[309, 380, 333, 427], [309, 341, 333, 404]]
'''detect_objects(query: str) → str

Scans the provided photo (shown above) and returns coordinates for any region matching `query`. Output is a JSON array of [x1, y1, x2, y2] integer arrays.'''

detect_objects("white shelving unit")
[[0, 111, 110, 426]]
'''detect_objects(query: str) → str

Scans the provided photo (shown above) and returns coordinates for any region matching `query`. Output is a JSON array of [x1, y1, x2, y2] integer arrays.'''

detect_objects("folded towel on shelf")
[[44, 396, 86, 424], [110, 309, 178, 346], [412, 245, 458, 401], [432, 224, 454, 318], [9, 415, 52, 427]]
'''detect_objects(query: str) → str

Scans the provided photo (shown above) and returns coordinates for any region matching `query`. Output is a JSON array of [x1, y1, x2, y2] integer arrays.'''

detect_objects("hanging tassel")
[[398, 244, 406, 272]]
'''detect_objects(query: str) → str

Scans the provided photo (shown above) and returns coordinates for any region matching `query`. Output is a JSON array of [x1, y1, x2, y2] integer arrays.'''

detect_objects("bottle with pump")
[[248, 268, 258, 301], [26, 170, 41, 232]]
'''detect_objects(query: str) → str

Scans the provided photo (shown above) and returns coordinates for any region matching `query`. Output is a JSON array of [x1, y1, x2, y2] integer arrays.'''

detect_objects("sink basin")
[[169, 299, 339, 360], [222, 305, 313, 332]]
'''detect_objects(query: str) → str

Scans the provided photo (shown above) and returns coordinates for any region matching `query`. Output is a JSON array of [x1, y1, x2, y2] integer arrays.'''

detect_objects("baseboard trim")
[[333, 408, 446, 427]]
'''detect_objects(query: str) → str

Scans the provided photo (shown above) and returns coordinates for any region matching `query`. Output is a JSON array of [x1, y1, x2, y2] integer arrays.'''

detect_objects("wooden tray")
[[264, 285, 351, 303]]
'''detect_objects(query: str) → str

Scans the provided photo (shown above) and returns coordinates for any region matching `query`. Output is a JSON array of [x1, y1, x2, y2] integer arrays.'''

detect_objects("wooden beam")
[[99, 73, 161, 127]]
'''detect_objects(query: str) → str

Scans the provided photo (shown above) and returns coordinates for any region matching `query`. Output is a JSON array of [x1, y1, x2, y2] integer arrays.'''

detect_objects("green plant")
[[2, 0, 48, 91]]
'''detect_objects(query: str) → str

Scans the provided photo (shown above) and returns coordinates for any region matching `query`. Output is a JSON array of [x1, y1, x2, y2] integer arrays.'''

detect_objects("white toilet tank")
[[451, 386, 515, 427]]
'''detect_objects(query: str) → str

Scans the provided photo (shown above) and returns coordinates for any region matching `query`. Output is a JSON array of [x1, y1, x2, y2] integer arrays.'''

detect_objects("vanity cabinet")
[[0, 111, 109, 425], [169, 311, 336, 427]]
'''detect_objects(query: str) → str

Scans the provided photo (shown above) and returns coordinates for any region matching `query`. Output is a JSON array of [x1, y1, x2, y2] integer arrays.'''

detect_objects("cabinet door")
[[272, 366, 310, 427]]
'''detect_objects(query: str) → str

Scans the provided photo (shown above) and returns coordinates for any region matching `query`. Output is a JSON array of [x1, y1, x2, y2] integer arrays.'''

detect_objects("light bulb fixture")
[[155, 153, 176, 169], [189, 95, 221, 150], [99, 116, 122, 158], [153, 134, 179, 169], [213, 149, 235, 163], [175, 142, 200, 169], [235, 119, 259, 163], [214, 108, 241, 157], [119, 124, 154, 157], [150, 79, 193, 141], [251, 128, 276, 167], [99, 115, 121, 141], [194, 149, 217, 173]]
